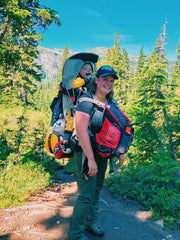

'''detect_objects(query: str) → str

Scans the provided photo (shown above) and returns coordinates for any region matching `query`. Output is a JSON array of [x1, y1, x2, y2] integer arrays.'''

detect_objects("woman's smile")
[[96, 76, 115, 93]]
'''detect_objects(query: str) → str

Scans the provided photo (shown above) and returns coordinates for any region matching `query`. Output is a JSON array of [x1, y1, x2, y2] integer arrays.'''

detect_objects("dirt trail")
[[0, 168, 180, 240]]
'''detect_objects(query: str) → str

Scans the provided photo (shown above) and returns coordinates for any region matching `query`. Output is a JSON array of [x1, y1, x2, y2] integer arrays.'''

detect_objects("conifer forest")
[[0, 0, 180, 229]]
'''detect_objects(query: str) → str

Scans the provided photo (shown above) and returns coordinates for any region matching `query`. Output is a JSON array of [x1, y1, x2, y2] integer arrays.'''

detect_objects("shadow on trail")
[[86, 187, 180, 240]]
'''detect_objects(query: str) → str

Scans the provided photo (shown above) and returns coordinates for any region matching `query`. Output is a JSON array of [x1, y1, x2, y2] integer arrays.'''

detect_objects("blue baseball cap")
[[96, 65, 118, 79]]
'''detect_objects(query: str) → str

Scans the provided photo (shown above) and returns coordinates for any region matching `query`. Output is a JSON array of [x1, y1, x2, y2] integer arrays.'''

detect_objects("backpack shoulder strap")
[[111, 98, 119, 107], [78, 97, 106, 108]]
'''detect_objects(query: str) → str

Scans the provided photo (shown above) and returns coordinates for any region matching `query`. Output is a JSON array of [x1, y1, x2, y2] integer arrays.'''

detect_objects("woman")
[[68, 65, 126, 240]]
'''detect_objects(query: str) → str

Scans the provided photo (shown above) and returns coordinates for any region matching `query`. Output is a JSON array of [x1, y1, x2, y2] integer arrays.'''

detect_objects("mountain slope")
[[37, 46, 175, 82]]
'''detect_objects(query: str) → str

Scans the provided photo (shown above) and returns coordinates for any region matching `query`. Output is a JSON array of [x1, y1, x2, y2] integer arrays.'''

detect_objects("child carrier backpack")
[[45, 52, 99, 158], [78, 97, 134, 160]]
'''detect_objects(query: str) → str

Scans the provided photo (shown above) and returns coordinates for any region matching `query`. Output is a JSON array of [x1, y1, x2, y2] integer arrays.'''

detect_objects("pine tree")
[[105, 31, 121, 104], [56, 45, 70, 87], [131, 47, 146, 103], [0, 0, 61, 105], [132, 36, 176, 162], [136, 47, 146, 77], [105, 49, 113, 64], [154, 38, 162, 56], [120, 48, 132, 105], [111, 31, 121, 68], [97, 48, 112, 68], [102, 31, 132, 106]]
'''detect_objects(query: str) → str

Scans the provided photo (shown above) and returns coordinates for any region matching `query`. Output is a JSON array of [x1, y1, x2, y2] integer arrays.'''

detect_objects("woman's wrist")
[[87, 155, 95, 162]]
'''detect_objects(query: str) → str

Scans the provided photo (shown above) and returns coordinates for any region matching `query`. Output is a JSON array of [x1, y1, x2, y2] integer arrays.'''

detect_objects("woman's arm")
[[75, 110, 98, 176]]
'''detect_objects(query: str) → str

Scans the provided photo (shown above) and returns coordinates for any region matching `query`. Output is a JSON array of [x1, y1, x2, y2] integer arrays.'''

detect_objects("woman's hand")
[[87, 158, 98, 177], [118, 154, 126, 167]]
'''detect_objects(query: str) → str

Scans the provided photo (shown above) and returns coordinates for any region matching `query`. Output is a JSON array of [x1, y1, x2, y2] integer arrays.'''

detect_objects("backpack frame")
[[45, 53, 99, 155]]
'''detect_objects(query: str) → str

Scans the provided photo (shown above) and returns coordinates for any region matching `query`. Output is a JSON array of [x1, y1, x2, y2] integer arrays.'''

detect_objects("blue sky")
[[39, 0, 180, 61]]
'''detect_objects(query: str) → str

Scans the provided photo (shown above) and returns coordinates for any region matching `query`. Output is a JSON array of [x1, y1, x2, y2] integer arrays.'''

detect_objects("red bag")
[[89, 103, 134, 159], [54, 141, 73, 159]]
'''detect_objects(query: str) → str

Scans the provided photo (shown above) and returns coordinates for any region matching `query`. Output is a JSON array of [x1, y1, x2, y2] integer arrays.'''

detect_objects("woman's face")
[[79, 63, 93, 79], [95, 75, 115, 96]]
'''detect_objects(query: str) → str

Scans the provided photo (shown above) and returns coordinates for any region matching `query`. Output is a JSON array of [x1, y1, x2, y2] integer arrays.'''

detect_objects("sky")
[[39, 0, 180, 61]]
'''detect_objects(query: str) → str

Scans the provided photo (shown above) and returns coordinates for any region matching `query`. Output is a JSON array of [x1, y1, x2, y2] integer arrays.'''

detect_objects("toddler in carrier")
[[46, 52, 98, 159], [61, 61, 94, 154]]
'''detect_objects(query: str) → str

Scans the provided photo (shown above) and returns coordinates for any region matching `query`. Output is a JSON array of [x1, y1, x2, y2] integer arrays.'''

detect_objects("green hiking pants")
[[68, 151, 108, 240]]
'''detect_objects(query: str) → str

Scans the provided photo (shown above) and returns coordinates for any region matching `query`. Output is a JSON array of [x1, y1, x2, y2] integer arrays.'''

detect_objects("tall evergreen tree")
[[154, 38, 162, 55], [136, 47, 146, 77], [111, 30, 121, 68], [56, 45, 70, 87], [119, 48, 132, 105], [132, 38, 176, 162], [104, 31, 125, 105], [0, 0, 61, 105], [131, 47, 146, 102], [105, 48, 113, 64], [97, 48, 112, 68], [133, 20, 177, 160], [102, 31, 132, 106]]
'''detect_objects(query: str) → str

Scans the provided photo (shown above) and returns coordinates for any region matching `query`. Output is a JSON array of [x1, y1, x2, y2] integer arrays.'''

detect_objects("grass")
[[0, 160, 51, 209]]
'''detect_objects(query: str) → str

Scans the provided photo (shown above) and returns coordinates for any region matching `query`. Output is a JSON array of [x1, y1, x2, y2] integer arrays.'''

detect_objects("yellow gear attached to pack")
[[65, 109, 74, 132], [45, 132, 60, 153], [72, 77, 85, 89]]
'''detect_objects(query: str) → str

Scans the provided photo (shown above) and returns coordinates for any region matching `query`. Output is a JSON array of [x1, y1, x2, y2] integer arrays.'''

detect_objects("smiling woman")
[[94, 65, 118, 99], [67, 65, 127, 240], [95, 75, 115, 99]]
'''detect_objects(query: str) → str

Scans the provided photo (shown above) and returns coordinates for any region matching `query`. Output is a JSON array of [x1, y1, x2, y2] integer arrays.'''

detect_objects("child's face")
[[79, 63, 93, 79]]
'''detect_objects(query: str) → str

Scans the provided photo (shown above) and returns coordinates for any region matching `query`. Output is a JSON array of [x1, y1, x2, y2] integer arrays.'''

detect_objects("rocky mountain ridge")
[[37, 46, 138, 82], [37, 46, 174, 82]]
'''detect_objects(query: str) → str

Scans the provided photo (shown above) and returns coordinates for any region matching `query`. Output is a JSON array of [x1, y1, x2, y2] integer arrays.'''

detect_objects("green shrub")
[[0, 106, 50, 164], [0, 156, 51, 209], [0, 105, 64, 209], [105, 156, 180, 229]]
